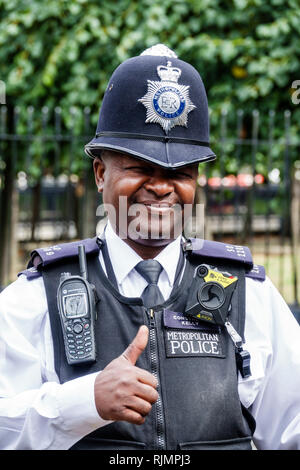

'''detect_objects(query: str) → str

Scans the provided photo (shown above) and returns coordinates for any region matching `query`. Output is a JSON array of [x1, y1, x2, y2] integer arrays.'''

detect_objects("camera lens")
[[197, 265, 208, 277]]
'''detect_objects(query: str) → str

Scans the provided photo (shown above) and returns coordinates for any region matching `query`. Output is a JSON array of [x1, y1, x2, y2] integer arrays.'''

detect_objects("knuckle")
[[119, 376, 130, 387], [150, 389, 159, 403], [114, 388, 124, 400], [119, 372, 134, 388], [146, 372, 158, 388], [152, 379, 158, 389], [144, 402, 152, 414], [135, 414, 145, 425]]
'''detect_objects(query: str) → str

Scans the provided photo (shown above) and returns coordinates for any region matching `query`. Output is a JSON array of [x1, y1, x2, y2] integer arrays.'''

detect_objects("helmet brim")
[[84, 135, 216, 168]]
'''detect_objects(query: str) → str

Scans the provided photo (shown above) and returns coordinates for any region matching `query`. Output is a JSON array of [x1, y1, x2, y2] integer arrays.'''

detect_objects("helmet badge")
[[138, 61, 196, 134]]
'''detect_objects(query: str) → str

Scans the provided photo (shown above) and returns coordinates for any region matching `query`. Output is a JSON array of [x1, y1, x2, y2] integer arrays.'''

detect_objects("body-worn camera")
[[185, 264, 238, 326], [57, 245, 97, 365], [184, 264, 251, 378]]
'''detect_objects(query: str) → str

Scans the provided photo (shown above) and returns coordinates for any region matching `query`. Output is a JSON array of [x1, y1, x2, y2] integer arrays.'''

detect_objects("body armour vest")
[[21, 237, 265, 450]]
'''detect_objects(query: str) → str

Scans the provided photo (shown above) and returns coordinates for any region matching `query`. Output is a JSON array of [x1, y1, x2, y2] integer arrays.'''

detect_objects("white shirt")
[[101, 222, 183, 299], [0, 222, 300, 450]]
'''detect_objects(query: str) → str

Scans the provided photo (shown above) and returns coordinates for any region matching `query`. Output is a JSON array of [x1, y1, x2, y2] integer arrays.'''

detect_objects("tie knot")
[[135, 259, 163, 285]]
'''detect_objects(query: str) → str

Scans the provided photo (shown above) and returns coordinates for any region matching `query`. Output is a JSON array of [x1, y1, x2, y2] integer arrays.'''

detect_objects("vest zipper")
[[147, 307, 166, 450]]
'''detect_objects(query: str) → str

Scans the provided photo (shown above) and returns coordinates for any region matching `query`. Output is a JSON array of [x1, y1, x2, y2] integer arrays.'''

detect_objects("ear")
[[93, 157, 105, 193]]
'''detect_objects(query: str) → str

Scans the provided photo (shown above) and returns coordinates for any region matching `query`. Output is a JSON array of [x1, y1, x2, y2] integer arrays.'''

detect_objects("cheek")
[[103, 171, 144, 204], [176, 181, 197, 204]]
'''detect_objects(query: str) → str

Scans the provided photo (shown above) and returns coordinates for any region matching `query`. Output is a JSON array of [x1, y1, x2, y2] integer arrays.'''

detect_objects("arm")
[[0, 276, 106, 450], [242, 277, 300, 450]]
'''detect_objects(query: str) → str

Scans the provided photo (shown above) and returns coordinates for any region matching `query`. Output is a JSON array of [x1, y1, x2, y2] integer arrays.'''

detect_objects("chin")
[[128, 236, 174, 248], [128, 222, 182, 248]]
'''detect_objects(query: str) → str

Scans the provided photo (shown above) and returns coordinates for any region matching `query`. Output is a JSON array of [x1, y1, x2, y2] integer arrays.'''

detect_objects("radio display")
[[63, 293, 88, 318]]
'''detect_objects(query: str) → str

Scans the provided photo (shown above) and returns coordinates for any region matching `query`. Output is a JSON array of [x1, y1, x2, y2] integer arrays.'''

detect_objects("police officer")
[[0, 44, 300, 450]]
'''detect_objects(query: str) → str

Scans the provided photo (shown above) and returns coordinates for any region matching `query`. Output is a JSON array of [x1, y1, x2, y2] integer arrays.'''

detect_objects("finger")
[[122, 325, 149, 365], [135, 366, 158, 388], [134, 382, 159, 404], [120, 408, 146, 425], [123, 396, 153, 417]]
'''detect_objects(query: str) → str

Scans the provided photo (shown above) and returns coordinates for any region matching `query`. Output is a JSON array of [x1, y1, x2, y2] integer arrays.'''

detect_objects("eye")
[[124, 166, 151, 175], [175, 172, 193, 179], [124, 166, 143, 170], [124, 166, 143, 173]]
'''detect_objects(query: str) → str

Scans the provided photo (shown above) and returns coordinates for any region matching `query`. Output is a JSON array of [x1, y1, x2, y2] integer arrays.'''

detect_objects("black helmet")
[[85, 44, 216, 168]]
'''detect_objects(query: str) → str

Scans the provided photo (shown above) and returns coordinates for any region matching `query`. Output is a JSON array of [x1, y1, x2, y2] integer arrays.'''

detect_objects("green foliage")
[[0, 0, 300, 176]]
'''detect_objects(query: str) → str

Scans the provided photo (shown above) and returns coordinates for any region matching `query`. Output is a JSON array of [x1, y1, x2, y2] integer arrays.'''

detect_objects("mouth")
[[137, 201, 180, 215]]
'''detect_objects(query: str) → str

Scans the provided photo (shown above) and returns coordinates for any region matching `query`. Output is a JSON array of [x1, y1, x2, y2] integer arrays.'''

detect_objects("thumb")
[[122, 325, 149, 365]]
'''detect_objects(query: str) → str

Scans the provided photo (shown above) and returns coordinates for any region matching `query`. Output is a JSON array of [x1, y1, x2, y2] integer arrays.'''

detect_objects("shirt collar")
[[154, 236, 182, 287], [103, 221, 182, 287]]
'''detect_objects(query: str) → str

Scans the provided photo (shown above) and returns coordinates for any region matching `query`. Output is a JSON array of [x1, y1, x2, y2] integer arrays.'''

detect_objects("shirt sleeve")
[[242, 277, 300, 450], [0, 275, 110, 450]]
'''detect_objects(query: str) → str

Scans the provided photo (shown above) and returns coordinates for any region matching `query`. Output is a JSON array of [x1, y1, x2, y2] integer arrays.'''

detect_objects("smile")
[[141, 202, 179, 215]]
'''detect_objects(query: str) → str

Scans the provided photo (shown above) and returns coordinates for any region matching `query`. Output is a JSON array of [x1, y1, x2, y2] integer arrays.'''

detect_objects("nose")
[[144, 176, 174, 198]]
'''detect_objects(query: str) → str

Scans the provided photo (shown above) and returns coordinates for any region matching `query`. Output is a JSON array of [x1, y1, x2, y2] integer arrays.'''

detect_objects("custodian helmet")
[[84, 44, 216, 168]]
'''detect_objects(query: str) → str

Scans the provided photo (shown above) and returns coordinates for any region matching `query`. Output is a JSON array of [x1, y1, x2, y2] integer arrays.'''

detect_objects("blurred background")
[[0, 0, 300, 321]]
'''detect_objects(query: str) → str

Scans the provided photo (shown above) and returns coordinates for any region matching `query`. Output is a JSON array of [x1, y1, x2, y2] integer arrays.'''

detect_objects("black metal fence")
[[0, 105, 299, 318]]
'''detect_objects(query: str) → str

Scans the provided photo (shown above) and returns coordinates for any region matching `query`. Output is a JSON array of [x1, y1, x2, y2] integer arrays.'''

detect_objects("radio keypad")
[[66, 319, 93, 359]]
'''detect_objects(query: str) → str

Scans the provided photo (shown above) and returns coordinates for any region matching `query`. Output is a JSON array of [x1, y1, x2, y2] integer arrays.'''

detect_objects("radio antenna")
[[78, 244, 88, 280]]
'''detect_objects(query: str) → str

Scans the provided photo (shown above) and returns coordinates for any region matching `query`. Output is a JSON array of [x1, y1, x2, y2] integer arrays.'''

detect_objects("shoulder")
[[0, 274, 48, 324], [185, 238, 265, 282], [18, 237, 100, 280]]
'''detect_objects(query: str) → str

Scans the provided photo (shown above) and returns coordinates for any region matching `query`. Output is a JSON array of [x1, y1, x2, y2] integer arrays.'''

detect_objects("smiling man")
[[1, 45, 300, 451]]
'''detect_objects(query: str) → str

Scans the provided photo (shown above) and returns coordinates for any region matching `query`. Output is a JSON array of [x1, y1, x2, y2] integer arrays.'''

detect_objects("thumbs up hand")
[[94, 326, 158, 424]]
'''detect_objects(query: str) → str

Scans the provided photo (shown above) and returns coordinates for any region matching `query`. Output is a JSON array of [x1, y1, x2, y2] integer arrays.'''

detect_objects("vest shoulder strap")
[[185, 238, 265, 282], [17, 237, 100, 280]]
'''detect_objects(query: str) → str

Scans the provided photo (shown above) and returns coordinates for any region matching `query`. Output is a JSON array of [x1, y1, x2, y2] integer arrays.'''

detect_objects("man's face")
[[94, 151, 198, 246]]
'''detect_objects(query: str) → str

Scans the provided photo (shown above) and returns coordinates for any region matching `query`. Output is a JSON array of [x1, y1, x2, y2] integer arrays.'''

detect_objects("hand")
[[94, 325, 158, 425]]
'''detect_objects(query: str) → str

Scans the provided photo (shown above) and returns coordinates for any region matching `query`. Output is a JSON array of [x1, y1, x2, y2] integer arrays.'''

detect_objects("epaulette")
[[18, 237, 100, 280], [245, 264, 266, 282], [185, 238, 265, 282], [17, 266, 42, 280]]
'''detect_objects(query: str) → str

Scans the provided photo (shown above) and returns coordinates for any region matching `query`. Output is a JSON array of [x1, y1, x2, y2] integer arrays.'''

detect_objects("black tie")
[[135, 259, 165, 308]]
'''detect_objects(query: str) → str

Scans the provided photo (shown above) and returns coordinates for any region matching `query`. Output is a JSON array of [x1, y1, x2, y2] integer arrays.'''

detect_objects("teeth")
[[147, 205, 173, 213]]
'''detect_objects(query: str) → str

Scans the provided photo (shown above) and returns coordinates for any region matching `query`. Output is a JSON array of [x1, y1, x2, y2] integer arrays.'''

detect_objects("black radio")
[[57, 245, 97, 365]]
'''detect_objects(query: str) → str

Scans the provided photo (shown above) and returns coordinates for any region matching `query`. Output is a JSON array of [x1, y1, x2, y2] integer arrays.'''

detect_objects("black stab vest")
[[41, 248, 255, 450]]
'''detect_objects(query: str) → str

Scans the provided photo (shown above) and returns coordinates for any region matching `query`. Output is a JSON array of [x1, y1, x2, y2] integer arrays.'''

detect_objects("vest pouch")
[[178, 436, 252, 450], [71, 437, 146, 450]]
